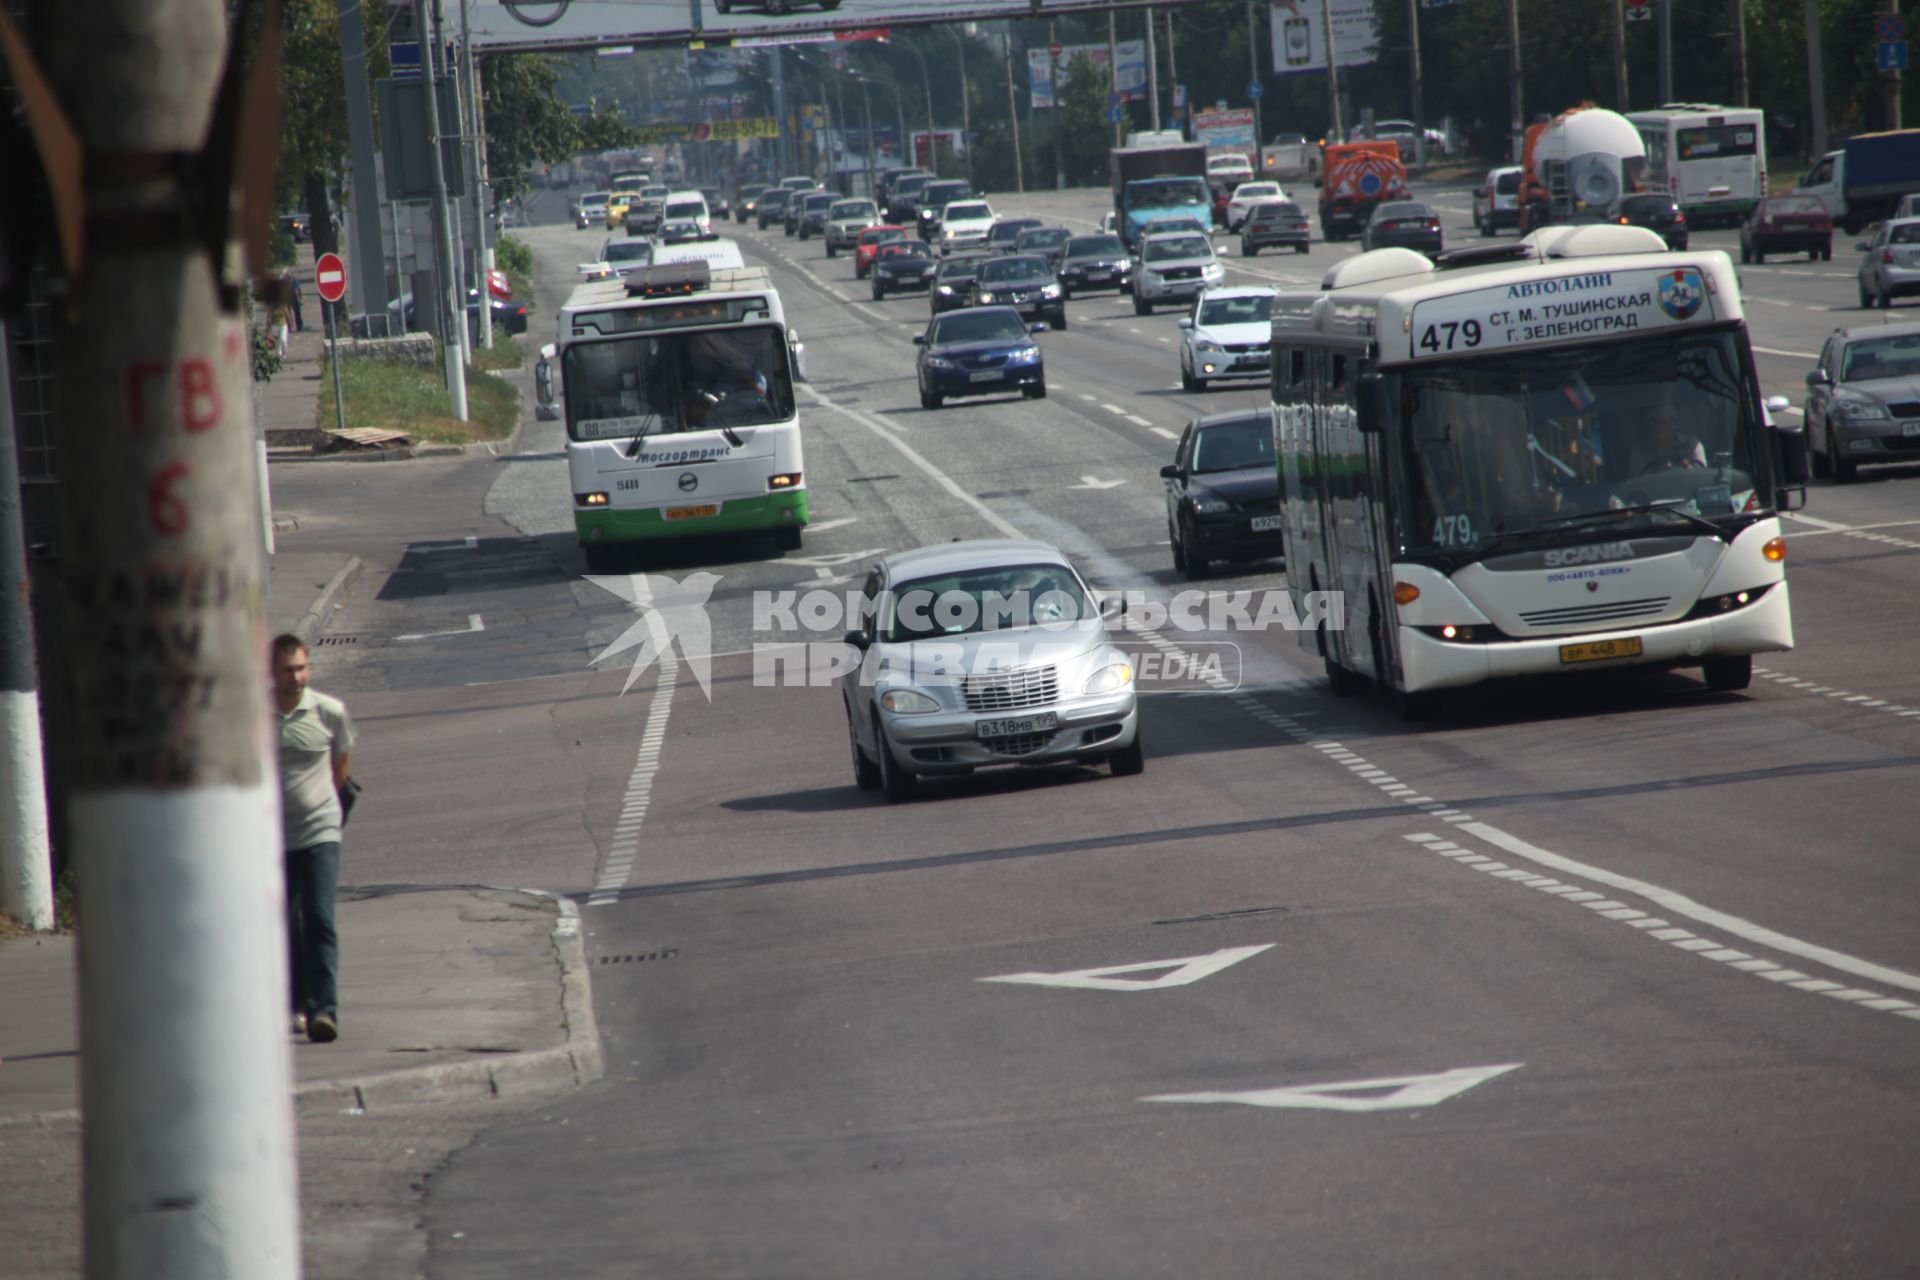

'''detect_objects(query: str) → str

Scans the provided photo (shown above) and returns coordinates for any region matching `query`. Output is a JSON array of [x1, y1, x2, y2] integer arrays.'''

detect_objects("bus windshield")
[[564, 325, 795, 442], [1388, 328, 1764, 556]]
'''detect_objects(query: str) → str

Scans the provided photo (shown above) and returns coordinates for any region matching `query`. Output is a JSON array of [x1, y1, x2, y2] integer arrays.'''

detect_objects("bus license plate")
[[1250, 515, 1283, 532], [664, 504, 718, 521], [1559, 636, 1643, 665], [976, 712, 1059, 738]]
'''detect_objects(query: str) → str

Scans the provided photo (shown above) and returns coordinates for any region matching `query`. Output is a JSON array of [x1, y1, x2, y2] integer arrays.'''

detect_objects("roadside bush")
[[494, 234, 534, 278]]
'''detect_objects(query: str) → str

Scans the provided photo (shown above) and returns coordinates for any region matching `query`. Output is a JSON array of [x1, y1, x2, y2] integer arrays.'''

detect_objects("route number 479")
[[1418, 319, 1482, 354]]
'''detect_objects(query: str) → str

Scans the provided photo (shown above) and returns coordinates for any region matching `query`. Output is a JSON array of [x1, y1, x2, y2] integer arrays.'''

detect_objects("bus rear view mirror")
[[1774, 423, 1811, 489], [534, 355, 559, 420], [788, 328, 809, 383], [1355, 372, 1387, 435]]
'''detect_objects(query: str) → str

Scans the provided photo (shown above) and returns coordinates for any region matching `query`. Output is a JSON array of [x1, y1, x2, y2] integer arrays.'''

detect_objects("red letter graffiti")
[[147, 461, 192, 536], [180, 359, 222, 433]]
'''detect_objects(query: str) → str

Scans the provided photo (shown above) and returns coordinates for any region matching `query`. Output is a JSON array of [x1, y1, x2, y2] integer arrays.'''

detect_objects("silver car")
[[840, 539, 1144, 800], [823, 198, 882, 258], [1130, 229, 1224, 315], [1857, 217, 1920, 308], [1803, 322, 1920, 482]]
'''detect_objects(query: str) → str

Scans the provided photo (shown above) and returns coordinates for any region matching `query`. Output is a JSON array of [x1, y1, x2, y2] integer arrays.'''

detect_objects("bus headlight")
[[768, 473, 802, 489], [576, 492, 609, 507]]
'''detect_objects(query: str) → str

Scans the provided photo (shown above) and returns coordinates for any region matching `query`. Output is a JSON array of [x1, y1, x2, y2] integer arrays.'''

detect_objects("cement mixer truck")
[[1516, 106, 1648, 235]]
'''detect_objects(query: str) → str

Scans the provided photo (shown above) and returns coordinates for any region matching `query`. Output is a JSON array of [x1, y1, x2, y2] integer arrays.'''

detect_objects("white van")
[[652, 238, 745, 271], [663, 189, 712, 238]]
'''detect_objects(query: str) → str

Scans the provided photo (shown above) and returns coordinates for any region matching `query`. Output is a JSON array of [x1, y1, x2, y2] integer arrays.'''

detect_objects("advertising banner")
[[1025, 39, 1148, 109], [1192, 107, 1257, 148], [631, 117, 781, 145], [1269, 0, 1379, 75]]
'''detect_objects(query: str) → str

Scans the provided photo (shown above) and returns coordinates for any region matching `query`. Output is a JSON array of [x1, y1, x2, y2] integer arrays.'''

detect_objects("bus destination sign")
[[1406, 266, 1715, 360]]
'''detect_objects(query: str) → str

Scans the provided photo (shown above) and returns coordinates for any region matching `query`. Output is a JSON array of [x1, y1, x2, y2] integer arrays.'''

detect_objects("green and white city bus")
[[541, 260, 809, 571], [1270, 226, 1808, 716]]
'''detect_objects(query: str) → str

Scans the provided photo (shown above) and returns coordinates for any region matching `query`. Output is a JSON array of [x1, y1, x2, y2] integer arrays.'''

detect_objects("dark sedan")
[[968, 254, 1067, 330], [985, 217, 1045, 254], [1616, 193, 1689, 250], [929, 253, 992, 315], [756, 187, 793, 230], [1057, 234, 1131, 297], [914, 306, 1049, 409], [1802, 322, 1920, 482], [795, 191, 838, 239], [1741, 194, 1830, 262], [916, 180, 976, 240], [1241, 201, 1311, 255], [734, 186, 765, 223], [1012, 226, 1074, 274], [871, 240, 938, 299], [701, 188, 731, 220], [1160, 409, 1282, 580], [1360, 200, 1443, 254]]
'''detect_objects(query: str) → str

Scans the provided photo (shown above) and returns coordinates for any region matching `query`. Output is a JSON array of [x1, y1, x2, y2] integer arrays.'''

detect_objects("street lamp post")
[[855, 74, 875, 197], [853, 72, 907, 190], [937, 23, 975, 184], [893, 39, 939, 173]]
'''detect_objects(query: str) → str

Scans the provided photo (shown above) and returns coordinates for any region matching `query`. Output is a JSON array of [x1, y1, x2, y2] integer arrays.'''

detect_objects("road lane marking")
[[1150, 426, 1179, 439], [396, 613, 484, 641], [589, 654, 679, 908], [1127, 414, 1154, 427], [1753, 667, 1916, 720], [980, 943, 1274, 992], [1751, 344, 1819, 360], [1144, 1063, 1523, 1112]]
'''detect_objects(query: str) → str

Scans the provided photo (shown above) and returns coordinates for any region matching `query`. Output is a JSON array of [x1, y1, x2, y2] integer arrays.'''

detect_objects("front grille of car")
[[1226, 343, 1267, 354], [980, 731, 1055, 758], [960, 352, 1010, 370], [1162, 266, 1203, 281], [963, 666, 1059, 712], [1886, 400, 1920, 417], [1516, 597, 1673, 629]]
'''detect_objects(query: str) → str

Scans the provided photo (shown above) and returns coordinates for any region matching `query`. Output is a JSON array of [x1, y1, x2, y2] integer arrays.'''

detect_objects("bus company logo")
[[1658, 268, 1705, 320], [1543, 541, 1636, 568], [677, 472, 699, 492]]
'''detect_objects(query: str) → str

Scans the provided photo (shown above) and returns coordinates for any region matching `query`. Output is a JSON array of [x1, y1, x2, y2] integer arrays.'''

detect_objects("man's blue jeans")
[[285, 841, 340, 1018]]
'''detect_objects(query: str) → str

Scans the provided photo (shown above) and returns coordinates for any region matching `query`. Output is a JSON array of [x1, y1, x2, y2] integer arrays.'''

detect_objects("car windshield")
[[1252, 203, 1303, 221], [1132, 178, 1208, 207], [1388, 328, 1763, 555], [1016, 230, 1070, 251], [563, 326, 796, 442], [832, 201, 877, 218], [936, 258, 987, 281], [1066, 235, 1126, 258], [1841, 335, 1920, 380], [883, 564, 1091, 641], [879, 242, 932, 262], [1236, 184, 1280, 200], [1146, 236, 1211, 262], [1376, 203, 1428, 220], [804, 194, 835, 210], [928, 310, 1031, 345], [981, 256, 1049, 283], [604, 242, 652, 265], [927, 185, 974, 204], [945, 202, 990, 221], [864, 228, 906, 245], [1197, 294, 1273, 327], [1765, 196, 1825, 216], [761, 190, 790, 207], [989, 222, 1040, 242], [1192, 417, 1275, 473], [1495, 171, 1522, 194], [665, 201, 703, 219], [583, 193, 610, 207]]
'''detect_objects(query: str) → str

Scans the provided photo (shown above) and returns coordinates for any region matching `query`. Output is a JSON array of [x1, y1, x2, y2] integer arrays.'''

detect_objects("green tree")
[[480, 53, 601, 207]]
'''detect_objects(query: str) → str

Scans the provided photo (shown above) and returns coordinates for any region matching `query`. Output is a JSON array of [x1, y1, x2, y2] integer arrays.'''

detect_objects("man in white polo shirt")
[[271, 633, 355, 1044]]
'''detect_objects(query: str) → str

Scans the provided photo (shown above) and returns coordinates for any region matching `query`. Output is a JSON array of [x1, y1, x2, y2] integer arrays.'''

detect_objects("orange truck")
[[1317, 141, 1409, 241], [1516, 105, 1647, 234]]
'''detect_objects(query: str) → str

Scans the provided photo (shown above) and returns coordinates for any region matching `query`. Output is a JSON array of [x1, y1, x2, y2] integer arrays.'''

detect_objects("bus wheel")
[[584, 543, 623, 574], [1395, 688, 1436, 721], [774, 525, 803, 552], [1701, 655, 1752, 692]]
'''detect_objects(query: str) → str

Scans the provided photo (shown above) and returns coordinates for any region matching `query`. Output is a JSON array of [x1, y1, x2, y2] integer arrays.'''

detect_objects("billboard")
[[1192, 107, 1256, 148], [465, 0, 1217, 52], [1027, 40, 1148, 110], [1269, 0, 1379, 75]]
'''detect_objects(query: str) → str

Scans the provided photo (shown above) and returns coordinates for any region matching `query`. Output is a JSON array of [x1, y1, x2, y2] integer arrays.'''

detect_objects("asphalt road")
[[292, 179, 1920, 1277]]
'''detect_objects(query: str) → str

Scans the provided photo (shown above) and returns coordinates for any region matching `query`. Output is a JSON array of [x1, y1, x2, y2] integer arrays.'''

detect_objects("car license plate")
[[1089, 269, 1112, 279], [976, 712, 1059, 737], [663, 504, 718, 521], [1904, 422, 1920, 437], [1559, 636, 1643, 665], [969, 369, 1004, 382], [1250, 514, 1283, 532]]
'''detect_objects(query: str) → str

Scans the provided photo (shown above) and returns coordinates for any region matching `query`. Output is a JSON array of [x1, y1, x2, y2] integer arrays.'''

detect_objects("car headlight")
[[936, 285, 956, 295], [1833, 393, 1890, 419], [880, 688, 940, 714], [1189, 492, 1233, 515], [1195, 338, 1223, 353], [925, 356, 958, 371], [1041, 284, 1062, 298], [977, 291, 996, 303], [1084, 662, 1135, 695], [1202, 263, 1224, 279], [1139, 270, 1161, 283], [1009, 345, 1041, 364]]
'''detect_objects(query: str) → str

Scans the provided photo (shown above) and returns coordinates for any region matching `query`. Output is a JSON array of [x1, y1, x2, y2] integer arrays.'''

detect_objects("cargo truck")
[[1516, 106, 1646, 234], [1110, 135, 1211, 249], [1317, 141, 1408, 240], [1796, 131, 1920, 234]]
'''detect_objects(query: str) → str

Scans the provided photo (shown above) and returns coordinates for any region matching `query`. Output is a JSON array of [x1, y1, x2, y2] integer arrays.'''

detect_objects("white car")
[[1177, 287, 1275, 392], [839, 539, 1143, 801], [938, 200, 997, 255], [1206, 153, 1255, 185], [824, 198, 883, 256], [1226, 181, 1288, 231], [661, 190, 711, 238], [1130, 229, 1224, 315]]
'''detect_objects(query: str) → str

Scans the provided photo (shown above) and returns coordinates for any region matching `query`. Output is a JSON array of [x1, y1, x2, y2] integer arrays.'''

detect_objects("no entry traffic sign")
[[314, 253, 347, 304]]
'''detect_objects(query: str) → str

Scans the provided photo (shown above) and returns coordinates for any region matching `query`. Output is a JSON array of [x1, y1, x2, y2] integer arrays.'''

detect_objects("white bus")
[[539, 260, 810, 572], [1628, 105, 1766, 224], [1271, 227, 1808, 717]]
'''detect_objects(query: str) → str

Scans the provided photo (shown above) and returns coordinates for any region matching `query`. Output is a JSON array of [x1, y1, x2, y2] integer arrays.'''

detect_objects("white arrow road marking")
[[980, 943, 1273, 991], [787, 547, 888, 568], [1071, 475, 1126, 490], [397, 613, 484, 641], [803, 516, 860, 534], [1144, 1063, 1523, 1112]]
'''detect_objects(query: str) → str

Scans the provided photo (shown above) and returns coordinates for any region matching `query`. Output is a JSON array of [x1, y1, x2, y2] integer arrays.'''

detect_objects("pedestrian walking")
[[271, 633, 355, 1044], [288, 271, 305, 332], [269, 296, 292, 358]]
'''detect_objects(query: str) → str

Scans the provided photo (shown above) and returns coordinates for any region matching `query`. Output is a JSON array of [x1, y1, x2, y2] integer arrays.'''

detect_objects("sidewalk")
[[0, 520, 603, 1131]]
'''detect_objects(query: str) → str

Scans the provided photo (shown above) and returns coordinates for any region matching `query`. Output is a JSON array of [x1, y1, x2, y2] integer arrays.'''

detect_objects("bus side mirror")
[[534, 345, 559, 420], [1774, 424, 1811, 506], [1355, 372, 1387, 435], [788, 328, 809, 383]]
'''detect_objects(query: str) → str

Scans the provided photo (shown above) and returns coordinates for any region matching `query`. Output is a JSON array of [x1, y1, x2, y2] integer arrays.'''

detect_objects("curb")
[[292, 555, 363, 649], [0, 888, 601, 1129]]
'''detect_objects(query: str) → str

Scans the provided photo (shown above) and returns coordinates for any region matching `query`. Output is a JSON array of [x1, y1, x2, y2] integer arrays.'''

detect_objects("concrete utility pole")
[[1324, 0, 1343, 141], [1612, 0, 1630, 111], [1731, 0, 1748, 107], [1050, 21, 1065, 190], [1166, 10, 1178, 135], [1248, 1, 1265, 170], [433, 1, 472, 369], [461, 0, 492, 350], [1005, 25, 1025, 193], [0, 319, 53, 932], [1804, 0, 1828, 160], [893, 38, 936, 173], [945, 24, 975, 184], [1146, 8, 1161, 132], [339, 0, 389, 328], [1407, 0, 1425, 166], [424, 0, 469, 418], [1882, 0, 1901, 129], [1657, 0, 1673, 106], [9, 0, 303, 1274], [1110, 11, 1123, 149], [1505, 0, 1522, 163]]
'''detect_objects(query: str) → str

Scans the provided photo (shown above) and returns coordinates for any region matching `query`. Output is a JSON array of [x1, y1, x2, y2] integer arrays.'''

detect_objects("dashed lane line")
[[1753, 667, 1920, 720], [588, 655, 679, 907]]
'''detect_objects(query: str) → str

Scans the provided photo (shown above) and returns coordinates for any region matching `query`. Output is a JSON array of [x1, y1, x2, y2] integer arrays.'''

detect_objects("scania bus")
[[1628, 105, 1766, 224], [1270, 226, 1808, 716], [540, 260, 809, 571]]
